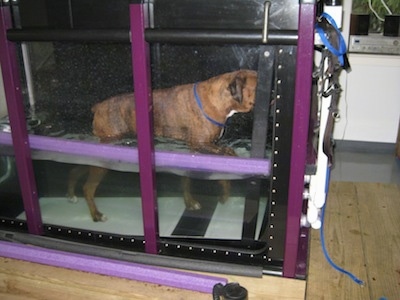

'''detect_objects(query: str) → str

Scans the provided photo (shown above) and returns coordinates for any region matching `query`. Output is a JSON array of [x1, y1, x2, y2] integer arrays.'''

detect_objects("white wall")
[[333, 54, 400, 143], [332, 0, 400, 143]]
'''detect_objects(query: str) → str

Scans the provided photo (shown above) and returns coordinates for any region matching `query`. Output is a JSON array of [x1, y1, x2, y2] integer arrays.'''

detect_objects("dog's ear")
[[228, 75, 246, 104]]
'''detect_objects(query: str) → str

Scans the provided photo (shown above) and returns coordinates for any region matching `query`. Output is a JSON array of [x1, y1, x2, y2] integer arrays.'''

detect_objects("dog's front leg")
[[67, 165, 89, 203], [83, 166, 109, 222], [218, 180, 230, 204], [182, 177, 202, 210]]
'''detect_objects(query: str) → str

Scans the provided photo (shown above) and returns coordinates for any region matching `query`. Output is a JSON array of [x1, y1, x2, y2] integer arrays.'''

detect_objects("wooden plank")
[[306, 182, 370, 300], [0, 256, 305, 300], [2, 182, 398, 299], [0, 257, 210, 300], [221, 274, 305, 300], [355, 182, 400, 300]]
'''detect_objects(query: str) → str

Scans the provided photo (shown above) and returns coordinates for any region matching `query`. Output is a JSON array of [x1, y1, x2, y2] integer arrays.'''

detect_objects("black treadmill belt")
[[172, 196, 218, 236]]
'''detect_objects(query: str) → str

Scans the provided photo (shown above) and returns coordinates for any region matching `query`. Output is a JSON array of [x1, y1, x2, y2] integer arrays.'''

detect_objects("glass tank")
[[0, 39, 273, 244], [0, 0, 303, 272]]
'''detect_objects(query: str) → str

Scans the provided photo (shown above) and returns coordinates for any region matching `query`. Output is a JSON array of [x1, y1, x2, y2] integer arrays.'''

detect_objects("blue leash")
[[315, 12, 347, 67], [193, 83, 225, 127], [320, 167, 365, 286]]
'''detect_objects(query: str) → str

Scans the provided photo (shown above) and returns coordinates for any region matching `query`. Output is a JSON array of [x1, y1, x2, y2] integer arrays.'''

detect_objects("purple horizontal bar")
[[0, 240, 226, 293], [0, 132, 270, 177]]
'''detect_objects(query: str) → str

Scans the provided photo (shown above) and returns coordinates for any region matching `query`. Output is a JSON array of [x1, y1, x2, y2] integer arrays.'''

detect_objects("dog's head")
[[225, 70, 257, 113]]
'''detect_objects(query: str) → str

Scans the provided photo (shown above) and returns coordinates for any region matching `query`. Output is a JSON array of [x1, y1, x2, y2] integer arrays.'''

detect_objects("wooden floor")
[[0, 182, 399, 299], [306, 182, 400, 300]]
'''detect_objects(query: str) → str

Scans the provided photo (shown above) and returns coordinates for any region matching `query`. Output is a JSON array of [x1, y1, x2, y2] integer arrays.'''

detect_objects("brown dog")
[[67, 70, 258, 221]]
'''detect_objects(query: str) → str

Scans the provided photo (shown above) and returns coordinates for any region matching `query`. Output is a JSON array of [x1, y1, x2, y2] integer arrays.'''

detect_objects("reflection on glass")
[[0, 154, 24, 219], [20, 42, 133, 139]]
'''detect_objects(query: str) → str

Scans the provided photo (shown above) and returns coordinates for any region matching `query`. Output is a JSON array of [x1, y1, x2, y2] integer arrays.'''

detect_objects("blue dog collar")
[[193, 83, 225, 127]]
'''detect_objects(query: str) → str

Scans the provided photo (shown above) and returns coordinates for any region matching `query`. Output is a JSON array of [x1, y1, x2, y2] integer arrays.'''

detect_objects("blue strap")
[[193, 83, 225, 127], [315, 12, 347, 67]]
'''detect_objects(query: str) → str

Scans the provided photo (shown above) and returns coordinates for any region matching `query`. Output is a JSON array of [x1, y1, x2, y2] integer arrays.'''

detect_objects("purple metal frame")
[[0, 240, 227, 293], [0, 132, 270, 176], [130, 4, 159, 254], [283, 2, 316, 278], [0, 6, 43, 234]]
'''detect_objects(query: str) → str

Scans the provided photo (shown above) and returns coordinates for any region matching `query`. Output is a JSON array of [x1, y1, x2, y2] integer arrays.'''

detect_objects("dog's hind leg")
[[83, 166, 109, 222], [218, 180, 230, 204], [67, 165, 89, 203], [182, 177, 201, 210]]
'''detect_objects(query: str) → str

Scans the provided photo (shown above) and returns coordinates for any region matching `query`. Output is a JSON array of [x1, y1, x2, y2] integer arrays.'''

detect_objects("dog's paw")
[[186, 201, 202, 211], [67, 195, 79, 204], [218, 195, 229, 204], [93, 212, 108, 222]]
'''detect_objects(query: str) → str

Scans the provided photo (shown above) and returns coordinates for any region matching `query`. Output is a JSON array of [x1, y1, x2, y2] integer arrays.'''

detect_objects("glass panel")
[[10, 38, 273, 245], [0, 151, 24, 220], [18, 159, 144, 236], [150, 44, 272, 243], [156, 172, 269, 240], [19, 42, 132, 139], [151, 44, 262, 156]]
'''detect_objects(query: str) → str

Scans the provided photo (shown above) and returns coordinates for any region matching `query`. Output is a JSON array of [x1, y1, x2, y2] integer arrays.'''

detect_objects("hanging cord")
[[320, 168, 365, 286], [368, 0, 393, 22]]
